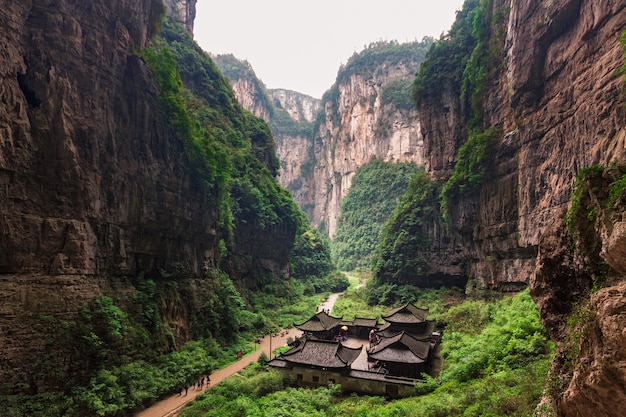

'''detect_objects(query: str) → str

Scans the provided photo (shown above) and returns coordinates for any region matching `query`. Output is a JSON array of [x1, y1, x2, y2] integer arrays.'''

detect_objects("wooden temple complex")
[[268, 303, 441, 398]]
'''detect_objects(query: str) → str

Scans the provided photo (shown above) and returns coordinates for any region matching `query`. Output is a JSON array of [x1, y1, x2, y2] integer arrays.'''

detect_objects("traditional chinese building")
[[351, 317, 379, 338], [268, 338, 362, 386], [367, 331, 432, 378], [376, 303, 436, 339], [295, 310, 343, 340], [269, 303, 442, 398]]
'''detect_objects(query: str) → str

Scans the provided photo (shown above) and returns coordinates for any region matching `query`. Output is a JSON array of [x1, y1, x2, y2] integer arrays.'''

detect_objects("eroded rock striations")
[[216, 42, 430, 238], [163, 0, 196, 32], [416, 0, 626, 415], [0, 0, 294, 393], [310, 54, 427, 237], [213, 54, 321, 209]]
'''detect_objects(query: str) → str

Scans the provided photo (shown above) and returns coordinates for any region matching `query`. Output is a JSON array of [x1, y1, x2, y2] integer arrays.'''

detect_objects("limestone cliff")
[[270, 88, 320, 123], [0, 0, 297, 395], [268, 89, 320, 209], [213, 54, 321, 209], [415, 0, 626, 415], [216, 42, 432, 238], [0, 0, 200, 390], [213, 54, 274, 121], [308, 40, 431, 237], [163, 0, 196, 32]]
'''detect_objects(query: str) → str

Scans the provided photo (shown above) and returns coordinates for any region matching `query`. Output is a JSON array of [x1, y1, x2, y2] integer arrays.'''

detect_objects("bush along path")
[[136, 328, 302, 417]]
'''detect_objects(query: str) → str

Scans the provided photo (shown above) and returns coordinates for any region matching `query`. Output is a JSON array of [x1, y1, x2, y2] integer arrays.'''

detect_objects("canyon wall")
[[213, 54, 320, 210], [215, 43, 430, 237], [163, 0, 197, 32], [268, 89, 320, 209], [310, 57, 426, 237], [0, 0, 295, 393], [416, 0, 626, 415], [0, 0, 205, 389]]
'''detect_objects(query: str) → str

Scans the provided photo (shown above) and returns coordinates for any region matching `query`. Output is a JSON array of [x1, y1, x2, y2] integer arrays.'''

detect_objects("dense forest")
[[332, 159, 420, 271]]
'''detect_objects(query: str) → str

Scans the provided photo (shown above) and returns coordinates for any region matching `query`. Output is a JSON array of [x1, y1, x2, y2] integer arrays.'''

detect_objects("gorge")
[[1, 0, 626, 416], [221, 0, 626, 415]]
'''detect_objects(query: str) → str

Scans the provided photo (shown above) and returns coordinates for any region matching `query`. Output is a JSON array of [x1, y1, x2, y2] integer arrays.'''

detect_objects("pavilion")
[[367, 331, 432, 378], [295, 310, 343, 340]]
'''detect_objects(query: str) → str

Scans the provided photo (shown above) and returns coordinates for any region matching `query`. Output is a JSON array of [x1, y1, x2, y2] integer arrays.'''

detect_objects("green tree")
[[332, 159, 421, 271]]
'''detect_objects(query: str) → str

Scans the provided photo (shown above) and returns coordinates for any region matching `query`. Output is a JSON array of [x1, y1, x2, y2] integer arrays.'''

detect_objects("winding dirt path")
[[135, 328, 301, 417], [136, 292, 341, 417]]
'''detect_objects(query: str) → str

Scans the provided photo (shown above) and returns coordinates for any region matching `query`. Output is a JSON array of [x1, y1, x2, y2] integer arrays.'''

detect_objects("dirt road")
[[136, 293, 341, 417], [135, 328, 301, 417]]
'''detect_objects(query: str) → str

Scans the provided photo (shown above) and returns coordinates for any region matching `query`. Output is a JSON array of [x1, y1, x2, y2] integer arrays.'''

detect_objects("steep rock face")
[[268, 89, 320, 208], [0, 1, 205, 276], [269, 88, 320, 123], [213, 54, 274, 121], [0, 0, 296, 393], [0, 0, 219, 387], [310, 57, 426, 237], [163, 0, 196, 32], [230, 76, 272, 121], [419, 0, 626, 415], [212, 55, 321, 209], [273, 130, 314, 209], [214, 45, 428, 237], [418, 0, 626, 289]]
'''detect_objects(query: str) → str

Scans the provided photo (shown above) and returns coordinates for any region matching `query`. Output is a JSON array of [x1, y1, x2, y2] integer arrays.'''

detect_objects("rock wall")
[[309, 56, 426, 237], [418, 0, 626, 415], [212, 55, 321, 210], [268, 89, 320, 209], [0, 0, 219, 387], [215, 47, 427, 237], [418, 0, 626, 289], [0, 0, 297, 393], [0, 1, 209, 276], [163, 0, 196, 32], [270, 88, 320, 123]]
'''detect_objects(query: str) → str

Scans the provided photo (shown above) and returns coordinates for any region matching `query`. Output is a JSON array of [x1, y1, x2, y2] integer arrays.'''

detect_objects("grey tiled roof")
[[296, 311, 343, 332], [376, 320, 435, 339], [353, 317, 378, 327], [277, 338, 362, 368], [382, 303, 429, 324], [368, 331, 431, 364]]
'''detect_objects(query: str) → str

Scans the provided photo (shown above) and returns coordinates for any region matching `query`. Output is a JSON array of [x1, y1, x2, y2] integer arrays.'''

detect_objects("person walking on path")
[[138, 292, 342, 417], [136, 328, 301, 417]]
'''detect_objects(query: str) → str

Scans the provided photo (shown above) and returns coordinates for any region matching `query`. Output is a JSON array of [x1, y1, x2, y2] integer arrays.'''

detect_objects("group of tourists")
[[178, 374, 210, 396]]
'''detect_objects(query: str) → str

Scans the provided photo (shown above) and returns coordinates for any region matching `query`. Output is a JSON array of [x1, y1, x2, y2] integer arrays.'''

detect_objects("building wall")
[[286, 366, 415, 399]]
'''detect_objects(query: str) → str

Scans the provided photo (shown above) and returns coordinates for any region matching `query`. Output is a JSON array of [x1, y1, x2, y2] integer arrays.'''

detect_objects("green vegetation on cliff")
[[370, 171, 439, 289], [0, 15, 341, 417], [213, 54, 275, 118], [291, 224, 349, 294], [414, 0, 505, 220], [564, 163, 626, 285], [331, 159, 421, 271], [321, 39, 433, 124], [412, 0, 479, 104], [439, 126, 500, 219]]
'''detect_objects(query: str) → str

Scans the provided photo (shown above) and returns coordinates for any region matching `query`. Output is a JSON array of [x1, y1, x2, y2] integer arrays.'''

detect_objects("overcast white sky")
[[193, 1, 465, 98]]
